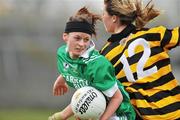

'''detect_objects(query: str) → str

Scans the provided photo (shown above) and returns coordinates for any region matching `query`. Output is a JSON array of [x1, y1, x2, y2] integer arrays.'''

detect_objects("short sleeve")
[[160, 26, 180, 50], [57, 45, 67, 74], [86, 56, 118, 97]]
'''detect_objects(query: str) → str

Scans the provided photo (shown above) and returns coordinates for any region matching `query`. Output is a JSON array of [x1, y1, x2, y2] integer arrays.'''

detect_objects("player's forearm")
[[100, 90, 123, 120], [61, 104, 74, 119]]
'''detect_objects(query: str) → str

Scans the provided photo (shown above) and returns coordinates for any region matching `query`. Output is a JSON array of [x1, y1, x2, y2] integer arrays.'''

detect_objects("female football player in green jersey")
[[100, 0, 180, 120], [48, 7, 135, 120]]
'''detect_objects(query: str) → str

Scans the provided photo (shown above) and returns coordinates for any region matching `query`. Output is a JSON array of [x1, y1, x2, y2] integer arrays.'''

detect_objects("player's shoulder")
[[149, 25, 167, 32], [135, 25, 166, 33], [83, 49, 109, 64], [90, 51, 112, 65], [57, 44, 66, 55], [131, 25, 167, 39]]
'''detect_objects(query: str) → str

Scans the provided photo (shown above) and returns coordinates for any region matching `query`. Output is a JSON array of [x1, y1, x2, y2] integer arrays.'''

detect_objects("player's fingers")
[[53, 89, 57, 96], [53, 85, 67, 96], [61, 87, 66, 95], [53, 85, 58, 95], [53, 88, 56, 96], [54, 87, 60, 96], [64, 84, 68, 93], [60, 87, 63, 95], [63, 86, 67, 94], [65, 87, 68, 92], [58, 88, 62, 96]]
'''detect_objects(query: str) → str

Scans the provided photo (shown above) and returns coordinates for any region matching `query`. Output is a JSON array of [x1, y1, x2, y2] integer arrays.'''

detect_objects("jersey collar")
[[108, 24, 136, 42], [65, 40, 95, 59], [80, 40, 95, 58]]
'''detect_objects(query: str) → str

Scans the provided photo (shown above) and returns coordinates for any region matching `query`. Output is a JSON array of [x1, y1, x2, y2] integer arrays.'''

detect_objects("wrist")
[[54, 112, 63, 120]]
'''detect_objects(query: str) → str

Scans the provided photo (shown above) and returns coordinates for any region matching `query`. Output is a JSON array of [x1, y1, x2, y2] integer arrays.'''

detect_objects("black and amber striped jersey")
[[100, 24, 180, 120]]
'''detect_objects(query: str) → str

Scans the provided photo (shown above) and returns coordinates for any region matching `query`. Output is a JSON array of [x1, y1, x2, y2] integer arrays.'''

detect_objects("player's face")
[[63, 32, 91, 59], [102, 4, 115, 33]]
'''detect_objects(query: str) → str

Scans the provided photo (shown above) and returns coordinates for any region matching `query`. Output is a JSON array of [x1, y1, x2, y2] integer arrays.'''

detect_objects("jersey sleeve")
[[160, 26, 180, 50], [57, 45, 66, 74], [86, 56, 118, 97]]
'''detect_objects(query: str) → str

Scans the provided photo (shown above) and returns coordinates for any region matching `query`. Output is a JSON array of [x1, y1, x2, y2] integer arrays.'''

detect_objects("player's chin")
[[74, 51, 83, 57]]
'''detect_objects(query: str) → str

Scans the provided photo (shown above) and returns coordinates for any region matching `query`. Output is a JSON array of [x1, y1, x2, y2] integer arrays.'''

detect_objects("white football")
[[71, 86, 106, 119]]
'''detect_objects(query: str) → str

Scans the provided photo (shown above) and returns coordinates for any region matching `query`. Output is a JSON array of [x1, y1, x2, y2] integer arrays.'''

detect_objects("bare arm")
[[100, 89, 123, 120], [50, 104, 74, 120], [61, 104, 74, 119]]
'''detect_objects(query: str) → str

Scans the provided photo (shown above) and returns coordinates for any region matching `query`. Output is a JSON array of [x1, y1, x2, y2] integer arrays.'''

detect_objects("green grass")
[[0, 108, 75, 120]]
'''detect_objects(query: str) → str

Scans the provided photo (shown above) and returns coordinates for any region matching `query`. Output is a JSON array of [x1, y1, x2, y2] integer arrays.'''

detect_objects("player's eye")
[[74, 36, 81, 41], [83, 38, 90, 42]]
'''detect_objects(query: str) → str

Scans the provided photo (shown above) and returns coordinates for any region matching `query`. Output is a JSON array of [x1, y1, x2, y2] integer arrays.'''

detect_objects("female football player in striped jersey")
[[48, 7, 135, 120], [100, 0, 180, 119]]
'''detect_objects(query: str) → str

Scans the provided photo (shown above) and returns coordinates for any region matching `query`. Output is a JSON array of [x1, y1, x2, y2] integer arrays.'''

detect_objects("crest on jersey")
[[63, 62, 69, 69]]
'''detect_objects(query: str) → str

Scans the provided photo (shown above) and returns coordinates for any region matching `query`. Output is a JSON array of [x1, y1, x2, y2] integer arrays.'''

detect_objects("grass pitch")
[[0, 108, 75, 120]]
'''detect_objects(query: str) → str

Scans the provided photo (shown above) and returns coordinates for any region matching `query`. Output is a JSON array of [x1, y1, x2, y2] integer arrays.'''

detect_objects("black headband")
[[65, 21, 94, 35]]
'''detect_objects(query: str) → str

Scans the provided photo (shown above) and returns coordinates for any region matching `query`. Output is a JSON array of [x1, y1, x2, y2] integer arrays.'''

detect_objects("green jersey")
[[57, 44, 135, 120]]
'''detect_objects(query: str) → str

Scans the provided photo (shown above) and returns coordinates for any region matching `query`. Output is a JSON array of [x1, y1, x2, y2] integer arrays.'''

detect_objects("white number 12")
[[119, 38, 157, 82]]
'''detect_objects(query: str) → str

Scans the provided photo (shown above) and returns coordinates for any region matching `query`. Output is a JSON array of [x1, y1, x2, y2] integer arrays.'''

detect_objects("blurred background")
[[0, 0, 180, 119]]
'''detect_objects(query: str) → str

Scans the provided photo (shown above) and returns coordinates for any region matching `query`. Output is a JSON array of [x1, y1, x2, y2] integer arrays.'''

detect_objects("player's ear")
[[63, 33, 68, 43], [112, 15, 118, 23]]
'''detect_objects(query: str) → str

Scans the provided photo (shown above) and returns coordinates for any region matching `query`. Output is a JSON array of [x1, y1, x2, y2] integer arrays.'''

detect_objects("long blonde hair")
[[104, 0, 160, 29]]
